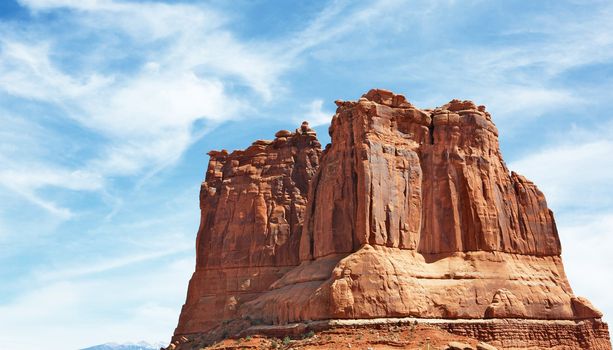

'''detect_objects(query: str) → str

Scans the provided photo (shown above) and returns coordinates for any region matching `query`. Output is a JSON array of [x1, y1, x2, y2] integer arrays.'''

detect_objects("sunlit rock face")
[[174, 124, 321, 335], [172, 89, 610, 350]]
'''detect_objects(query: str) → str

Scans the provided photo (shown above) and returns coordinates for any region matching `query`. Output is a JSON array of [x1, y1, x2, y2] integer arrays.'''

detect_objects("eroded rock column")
[[175, 124, 321, 335]]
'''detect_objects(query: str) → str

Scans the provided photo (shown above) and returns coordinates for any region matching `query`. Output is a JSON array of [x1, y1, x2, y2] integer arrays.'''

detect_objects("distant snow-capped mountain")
[[80, 341, 166, 350]]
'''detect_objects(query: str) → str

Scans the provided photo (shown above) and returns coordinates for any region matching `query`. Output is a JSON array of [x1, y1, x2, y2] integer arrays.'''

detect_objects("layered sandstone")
[[175, 123, 321, 335], [172, 89, 610, 349]]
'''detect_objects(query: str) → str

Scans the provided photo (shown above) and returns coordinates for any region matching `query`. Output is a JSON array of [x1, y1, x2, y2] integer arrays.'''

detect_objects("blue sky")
[[1, 0, 612, 349]]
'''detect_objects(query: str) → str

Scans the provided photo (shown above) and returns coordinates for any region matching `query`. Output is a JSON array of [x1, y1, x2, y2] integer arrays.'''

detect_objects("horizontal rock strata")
[[173, 318, 611, 350]]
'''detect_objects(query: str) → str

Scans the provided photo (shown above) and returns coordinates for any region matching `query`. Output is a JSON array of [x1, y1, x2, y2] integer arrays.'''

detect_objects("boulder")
[[476, 342, 498, 350], [446, 341, 473, 350]]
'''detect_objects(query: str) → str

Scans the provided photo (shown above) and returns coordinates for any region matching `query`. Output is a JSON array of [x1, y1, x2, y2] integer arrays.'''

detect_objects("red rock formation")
[[300, 90, 560, 259], [172, 90, 610, 349], [174, 124, 321, 335]]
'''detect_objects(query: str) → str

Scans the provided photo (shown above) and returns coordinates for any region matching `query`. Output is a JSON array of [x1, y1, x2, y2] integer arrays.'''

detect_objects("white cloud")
[[38, 247, 191, 282], [509, 128, 613, 210], [0, 40, 111, 101], [0, 153, 103, 219], [0, 167, 103, 192], [1, 186, 74, 219], [0, 1, 278, 217], [297, 99, 334, 127]]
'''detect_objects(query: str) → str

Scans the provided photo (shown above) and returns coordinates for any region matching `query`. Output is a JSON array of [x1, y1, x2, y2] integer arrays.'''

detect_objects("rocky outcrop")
[[485, 289, 527, 319], [299, 89, 560, 259], [240, 89, 578, 324], [172, 89, 610, 349], [174, 124, 321, 335]]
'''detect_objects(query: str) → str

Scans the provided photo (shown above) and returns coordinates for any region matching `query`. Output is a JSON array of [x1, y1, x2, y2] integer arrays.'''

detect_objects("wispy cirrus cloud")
[[390, 2, 613, 123], [0, 1, 276, 217], [0, 0, 423, 218], [0, 165, 103, 219], [37, 246, 191, 282]]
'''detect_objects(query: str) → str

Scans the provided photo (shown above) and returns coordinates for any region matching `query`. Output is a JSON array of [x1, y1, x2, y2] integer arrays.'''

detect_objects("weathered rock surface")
[[174, 124, 321, 335], [440, 318, 611, 350], [477, 342, 498, 350], [172, 89, 610, 349], [446, 341, 474, 350], [171, 318, 610, 350]]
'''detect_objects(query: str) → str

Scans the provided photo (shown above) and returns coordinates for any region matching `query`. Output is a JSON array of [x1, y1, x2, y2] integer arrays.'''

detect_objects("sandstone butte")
[[167, 89, 611, 350]]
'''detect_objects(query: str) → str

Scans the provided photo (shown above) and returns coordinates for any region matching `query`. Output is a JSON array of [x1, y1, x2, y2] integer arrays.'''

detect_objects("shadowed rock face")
[[173, 89, 610, 349]]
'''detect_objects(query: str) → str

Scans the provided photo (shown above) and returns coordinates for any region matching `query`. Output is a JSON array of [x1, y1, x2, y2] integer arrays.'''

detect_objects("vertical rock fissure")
[[428, 117, 435, 145]]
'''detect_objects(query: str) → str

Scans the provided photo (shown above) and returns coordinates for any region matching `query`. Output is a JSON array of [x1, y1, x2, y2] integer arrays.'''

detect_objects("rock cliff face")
[[172, 89, 610, 349], [174, 124, 321, 335]]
